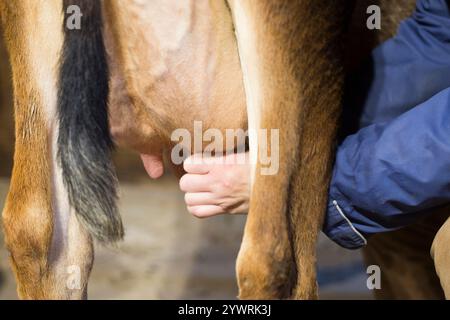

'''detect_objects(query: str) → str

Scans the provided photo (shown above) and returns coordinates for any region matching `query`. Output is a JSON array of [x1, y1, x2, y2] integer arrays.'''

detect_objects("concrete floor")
[[0, 177, 372, 299]]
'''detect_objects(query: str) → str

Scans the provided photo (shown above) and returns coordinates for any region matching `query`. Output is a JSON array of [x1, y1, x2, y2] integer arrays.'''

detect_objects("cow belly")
[[104, 0, 248, 156]]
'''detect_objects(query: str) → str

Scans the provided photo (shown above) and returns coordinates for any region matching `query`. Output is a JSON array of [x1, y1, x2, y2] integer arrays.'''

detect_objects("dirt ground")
[[0, 176, 372, 300]]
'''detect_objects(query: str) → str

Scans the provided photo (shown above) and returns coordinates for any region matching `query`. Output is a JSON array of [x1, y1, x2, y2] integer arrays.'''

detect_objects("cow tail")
[[57, 0, 123, 243]]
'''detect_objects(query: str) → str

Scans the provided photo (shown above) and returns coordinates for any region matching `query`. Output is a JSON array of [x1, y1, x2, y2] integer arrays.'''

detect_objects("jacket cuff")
[[323, 192, 368, 250]]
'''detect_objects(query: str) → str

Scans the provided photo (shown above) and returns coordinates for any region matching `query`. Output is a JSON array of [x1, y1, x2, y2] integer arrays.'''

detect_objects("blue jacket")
[[323, 0, 450, 249]]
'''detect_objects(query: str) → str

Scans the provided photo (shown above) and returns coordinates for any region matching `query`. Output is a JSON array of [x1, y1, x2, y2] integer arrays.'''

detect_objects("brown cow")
[[1, 0, 449, 300], [0, 0, 349, 299]]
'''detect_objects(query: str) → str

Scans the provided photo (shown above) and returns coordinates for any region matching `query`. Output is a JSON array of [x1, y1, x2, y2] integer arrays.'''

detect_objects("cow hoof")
[[236, 242, 293, 299]]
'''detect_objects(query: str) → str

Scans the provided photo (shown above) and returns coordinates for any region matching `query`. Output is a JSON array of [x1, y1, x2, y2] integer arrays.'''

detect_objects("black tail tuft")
[[58, 0, 123, 243]]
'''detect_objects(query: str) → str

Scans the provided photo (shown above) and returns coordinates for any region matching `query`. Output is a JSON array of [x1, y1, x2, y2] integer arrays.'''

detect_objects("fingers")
[[183, 154, 223, 174], [183, 153, 248, 173], [184, 192, 217, 206], [141, 153, 164, 179], [187, 205, 225, 218], [183, 155, 210, 174], [181, 152, 251, 219], [179, 173, 212, 192]]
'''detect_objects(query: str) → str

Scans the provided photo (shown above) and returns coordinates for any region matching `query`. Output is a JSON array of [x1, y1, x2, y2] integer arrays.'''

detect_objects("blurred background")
[[0, 2, 406, 299]]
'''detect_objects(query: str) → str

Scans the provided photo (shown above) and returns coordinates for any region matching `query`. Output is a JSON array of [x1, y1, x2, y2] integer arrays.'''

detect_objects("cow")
[[0, 0, 350, 299], [0, 0, 449, 300]]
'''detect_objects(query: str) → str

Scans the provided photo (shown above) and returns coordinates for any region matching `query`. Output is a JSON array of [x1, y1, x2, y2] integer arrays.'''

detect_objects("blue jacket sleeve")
[[358, 0, 450, 128], [323, 0, 450, 249], [324, 88, 450, 249]]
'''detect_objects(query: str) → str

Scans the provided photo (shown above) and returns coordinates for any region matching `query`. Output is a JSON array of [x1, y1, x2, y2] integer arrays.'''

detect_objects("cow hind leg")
[[432, 213, 450, 299], [363, 210, 448, 300], [1, 0, 95, 299], [228, 0, 350, 299]]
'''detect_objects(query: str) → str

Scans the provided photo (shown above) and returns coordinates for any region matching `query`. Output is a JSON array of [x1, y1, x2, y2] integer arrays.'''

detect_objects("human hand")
[[180, 153, 250, 218]]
